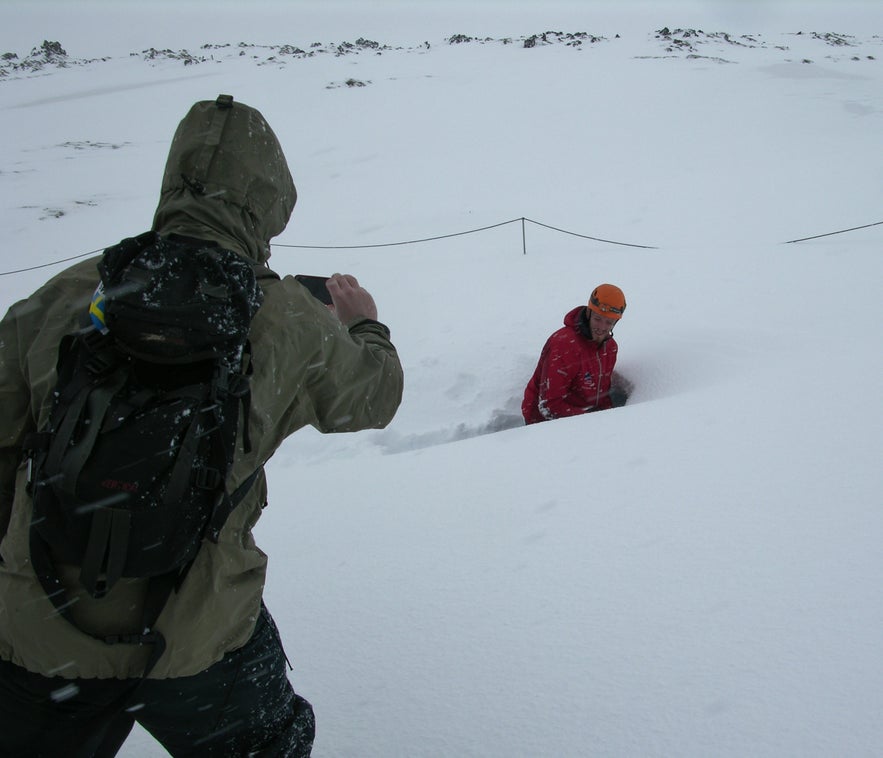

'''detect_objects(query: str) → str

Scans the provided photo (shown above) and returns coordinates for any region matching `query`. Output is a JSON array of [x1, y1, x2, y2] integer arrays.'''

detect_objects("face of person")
[[588, 309, 618, 343]]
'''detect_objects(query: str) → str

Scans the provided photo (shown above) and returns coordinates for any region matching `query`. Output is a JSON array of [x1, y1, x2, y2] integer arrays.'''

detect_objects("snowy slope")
[[1, 2, 881, 756]]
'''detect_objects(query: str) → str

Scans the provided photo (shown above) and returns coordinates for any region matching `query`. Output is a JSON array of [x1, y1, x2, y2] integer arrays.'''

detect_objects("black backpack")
[[24, 231, 271, 674]]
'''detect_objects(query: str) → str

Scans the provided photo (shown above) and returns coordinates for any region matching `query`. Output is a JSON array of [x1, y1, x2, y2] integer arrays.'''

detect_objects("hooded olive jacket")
[[0, 97, 403, 679]]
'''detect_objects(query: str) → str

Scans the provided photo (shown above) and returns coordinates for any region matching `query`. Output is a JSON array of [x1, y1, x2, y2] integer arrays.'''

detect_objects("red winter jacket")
[[522, 306, 618, 424]]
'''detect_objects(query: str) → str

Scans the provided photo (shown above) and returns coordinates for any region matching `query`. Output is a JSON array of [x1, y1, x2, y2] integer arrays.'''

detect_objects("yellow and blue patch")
[[89, 283, 108, 333]]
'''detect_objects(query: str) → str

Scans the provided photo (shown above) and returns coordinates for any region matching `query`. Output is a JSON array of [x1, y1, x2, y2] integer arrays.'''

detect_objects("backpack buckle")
[[81, 330, 120, 376], [212, 364, 233, 398], [84, 350, 119, 376], [194, 467, 221, 490], [91, 579, 109, 599]]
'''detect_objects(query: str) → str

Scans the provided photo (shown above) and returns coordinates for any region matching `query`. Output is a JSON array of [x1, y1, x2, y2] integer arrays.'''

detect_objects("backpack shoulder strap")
[[205, 466, 264, 543]]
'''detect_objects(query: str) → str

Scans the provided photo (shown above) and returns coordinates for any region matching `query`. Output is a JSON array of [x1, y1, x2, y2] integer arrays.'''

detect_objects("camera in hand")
[[295, 275, 332, 305]]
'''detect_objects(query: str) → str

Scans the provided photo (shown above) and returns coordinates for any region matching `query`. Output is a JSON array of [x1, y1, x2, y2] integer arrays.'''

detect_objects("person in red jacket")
[[522, 283, 626, 424]]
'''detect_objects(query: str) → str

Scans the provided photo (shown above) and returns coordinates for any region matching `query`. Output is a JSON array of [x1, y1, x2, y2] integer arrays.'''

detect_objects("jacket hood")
[[152, 95, 296, 264], [563, 305, 586, 328]]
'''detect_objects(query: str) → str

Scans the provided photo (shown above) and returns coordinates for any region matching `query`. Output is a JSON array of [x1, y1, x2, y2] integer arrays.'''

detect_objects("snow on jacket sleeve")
[[246, 275, 403, 454], [304, 315, 404, 434]]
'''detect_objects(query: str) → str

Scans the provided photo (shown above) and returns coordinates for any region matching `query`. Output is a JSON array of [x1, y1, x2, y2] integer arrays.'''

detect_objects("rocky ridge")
[[1, 30, 879, 82]]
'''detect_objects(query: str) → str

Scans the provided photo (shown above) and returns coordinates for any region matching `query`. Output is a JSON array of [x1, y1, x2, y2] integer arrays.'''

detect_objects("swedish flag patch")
[[89, 283, 108, 333]]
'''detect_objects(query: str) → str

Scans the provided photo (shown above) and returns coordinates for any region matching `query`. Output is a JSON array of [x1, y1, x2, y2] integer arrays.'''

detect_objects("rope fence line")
[[783, 219, 883, 244], [273, 217, 524, 250], [522, 217, 658, 250], [1, 215, 880, 277], [273, 217, 659, 252], [0, 250, 105, 277]]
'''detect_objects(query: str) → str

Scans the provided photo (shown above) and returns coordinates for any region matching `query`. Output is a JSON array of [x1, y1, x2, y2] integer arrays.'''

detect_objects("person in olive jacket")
[[0, 96, 403, 757], [522, 283, 626, 424]]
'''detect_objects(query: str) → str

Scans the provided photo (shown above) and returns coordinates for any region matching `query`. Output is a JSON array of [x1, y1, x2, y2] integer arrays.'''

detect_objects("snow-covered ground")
[[1, 2, 881, 756]]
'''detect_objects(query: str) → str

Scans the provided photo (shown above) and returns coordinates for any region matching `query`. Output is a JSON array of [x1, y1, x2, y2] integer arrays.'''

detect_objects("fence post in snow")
[[521, 217, 527, 255]]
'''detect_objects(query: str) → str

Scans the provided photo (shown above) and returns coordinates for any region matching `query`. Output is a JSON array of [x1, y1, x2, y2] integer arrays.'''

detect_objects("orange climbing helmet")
[[587, 284, 626, 320]]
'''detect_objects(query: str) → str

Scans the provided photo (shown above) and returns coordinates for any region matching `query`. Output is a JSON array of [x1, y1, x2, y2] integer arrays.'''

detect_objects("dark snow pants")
[[0, 604, 314, 757]]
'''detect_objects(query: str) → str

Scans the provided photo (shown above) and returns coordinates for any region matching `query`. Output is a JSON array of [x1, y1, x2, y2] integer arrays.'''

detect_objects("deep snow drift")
[[1, 2, 881, 756]]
